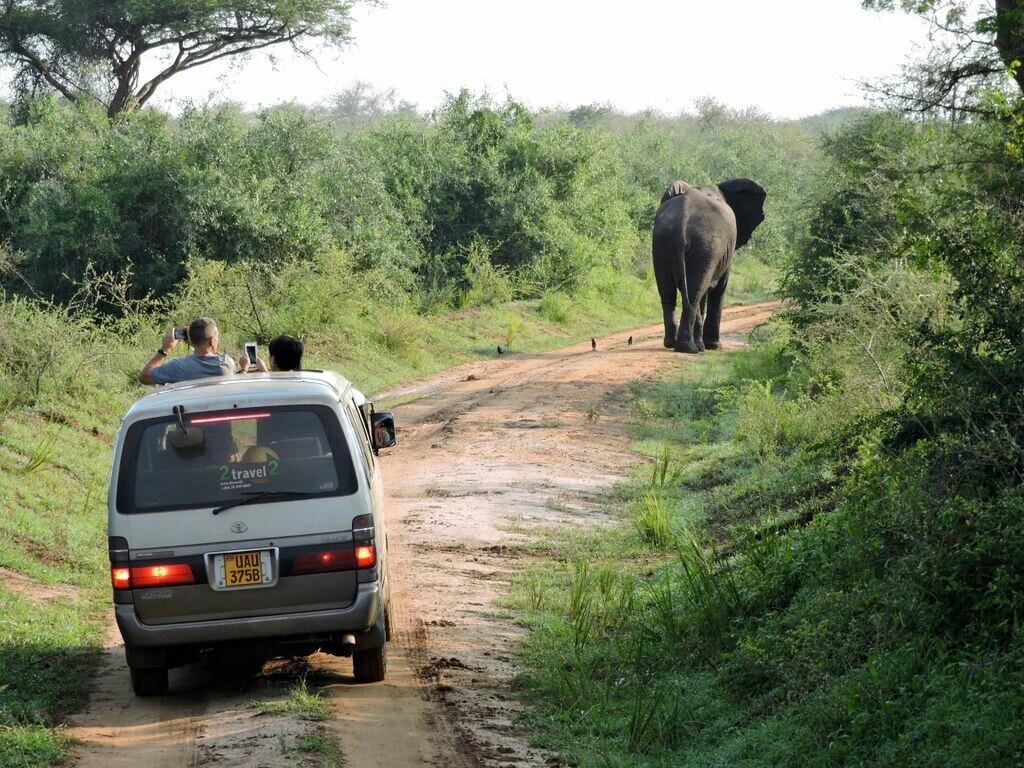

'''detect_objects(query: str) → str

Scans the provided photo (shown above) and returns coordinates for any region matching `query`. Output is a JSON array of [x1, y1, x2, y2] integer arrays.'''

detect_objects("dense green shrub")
[[0, 93, 822, 310], [781, 114, 948, 322]]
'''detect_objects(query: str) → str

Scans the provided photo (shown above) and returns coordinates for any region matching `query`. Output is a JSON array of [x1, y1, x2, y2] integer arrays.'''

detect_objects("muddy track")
[[66, 302, 777, 767]]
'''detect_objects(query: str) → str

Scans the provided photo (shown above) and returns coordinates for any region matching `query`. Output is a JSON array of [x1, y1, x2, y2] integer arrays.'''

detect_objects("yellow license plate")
[[224, 551, 264, 587]]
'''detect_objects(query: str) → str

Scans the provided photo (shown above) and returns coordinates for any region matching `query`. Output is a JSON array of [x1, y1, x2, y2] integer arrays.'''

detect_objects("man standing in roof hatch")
[[139, 316, 235, 385]]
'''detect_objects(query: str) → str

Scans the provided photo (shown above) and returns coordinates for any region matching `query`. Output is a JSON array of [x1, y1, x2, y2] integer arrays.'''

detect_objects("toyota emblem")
[[230, 521, 248, 534]]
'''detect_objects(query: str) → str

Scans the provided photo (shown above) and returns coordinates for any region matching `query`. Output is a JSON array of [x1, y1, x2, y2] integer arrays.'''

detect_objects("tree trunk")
[[995, 0, 1024, 95]]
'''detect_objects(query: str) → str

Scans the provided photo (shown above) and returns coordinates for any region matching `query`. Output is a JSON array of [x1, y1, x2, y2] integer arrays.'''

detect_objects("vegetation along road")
[[62, 303, 776, 767]]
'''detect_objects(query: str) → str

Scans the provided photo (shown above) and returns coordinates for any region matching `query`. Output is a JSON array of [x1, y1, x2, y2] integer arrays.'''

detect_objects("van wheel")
[[130, 666, 169, 696], [352, 643, 387, 683]]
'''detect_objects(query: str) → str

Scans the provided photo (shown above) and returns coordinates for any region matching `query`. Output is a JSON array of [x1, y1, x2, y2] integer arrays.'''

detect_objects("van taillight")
[[355, 545, 376, 568], [111, 568, 131, 589], [110, 563, 195, 590]]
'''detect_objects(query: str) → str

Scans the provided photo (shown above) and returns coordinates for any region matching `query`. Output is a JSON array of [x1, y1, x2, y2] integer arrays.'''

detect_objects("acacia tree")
[[865, 0, 1024, 115], [0, 0, 365, 117]]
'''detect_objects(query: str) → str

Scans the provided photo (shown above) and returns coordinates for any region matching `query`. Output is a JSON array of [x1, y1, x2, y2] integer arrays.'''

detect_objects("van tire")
[[130, 665, 169, 696], [352, 643, 387, 683]]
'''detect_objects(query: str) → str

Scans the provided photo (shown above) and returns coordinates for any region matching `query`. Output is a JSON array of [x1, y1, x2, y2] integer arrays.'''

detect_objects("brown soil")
[[65, 302, 777, 767], [0, 566, 79, 602]]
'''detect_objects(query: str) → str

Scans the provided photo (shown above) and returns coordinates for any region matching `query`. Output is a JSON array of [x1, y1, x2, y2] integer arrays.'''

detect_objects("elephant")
[[652, 178, 766, 353]]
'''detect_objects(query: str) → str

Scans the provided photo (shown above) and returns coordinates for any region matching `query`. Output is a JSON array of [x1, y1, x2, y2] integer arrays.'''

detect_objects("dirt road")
[[66, 302, 776, 767]]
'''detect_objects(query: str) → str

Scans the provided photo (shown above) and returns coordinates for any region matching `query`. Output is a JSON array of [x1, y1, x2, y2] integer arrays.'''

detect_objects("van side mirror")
[[370, 412, 397, 450]]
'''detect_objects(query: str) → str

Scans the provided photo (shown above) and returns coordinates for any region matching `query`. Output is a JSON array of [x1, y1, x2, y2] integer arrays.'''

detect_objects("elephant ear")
[[718, 178, 766, 249], [660, 180, 691, 205]]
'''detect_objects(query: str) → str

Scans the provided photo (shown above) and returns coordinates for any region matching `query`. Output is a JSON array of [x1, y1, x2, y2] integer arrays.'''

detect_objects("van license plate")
[[216, 550, 273, 588]]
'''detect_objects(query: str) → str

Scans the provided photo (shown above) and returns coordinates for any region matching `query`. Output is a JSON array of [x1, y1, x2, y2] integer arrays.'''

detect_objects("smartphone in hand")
[[174, 327, 188, 341], [245, 342, 258, 365]]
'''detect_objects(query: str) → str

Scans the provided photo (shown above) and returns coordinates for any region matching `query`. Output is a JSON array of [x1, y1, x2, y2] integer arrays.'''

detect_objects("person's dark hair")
[[268, 335, 303, 371]]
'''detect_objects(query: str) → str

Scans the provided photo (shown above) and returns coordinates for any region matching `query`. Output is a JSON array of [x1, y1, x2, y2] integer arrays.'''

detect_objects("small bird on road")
[[591, 338, 597, 351], [497, 345, 504, 355], [628, 336, 633, 348]]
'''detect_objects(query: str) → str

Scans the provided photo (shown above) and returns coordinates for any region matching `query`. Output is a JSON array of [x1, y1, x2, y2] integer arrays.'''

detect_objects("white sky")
[[5, 0, 934, 119]]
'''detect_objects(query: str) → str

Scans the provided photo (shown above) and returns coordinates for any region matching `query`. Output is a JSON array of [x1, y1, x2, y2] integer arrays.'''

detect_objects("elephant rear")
[[651, 178, 765, 354]]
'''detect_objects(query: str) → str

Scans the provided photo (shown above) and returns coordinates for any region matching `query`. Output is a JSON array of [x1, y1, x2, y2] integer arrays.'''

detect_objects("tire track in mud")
[[64, 302, 777, 768]]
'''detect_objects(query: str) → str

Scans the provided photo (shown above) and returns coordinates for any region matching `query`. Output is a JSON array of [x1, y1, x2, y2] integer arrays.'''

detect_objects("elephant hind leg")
[[674, 296, 701, 354], [661, 299, 678, 349], [656, 281, 678, 349], [673, 278, 701, 354], [703, 274, 729, 350], [694, 294, 708, 352]]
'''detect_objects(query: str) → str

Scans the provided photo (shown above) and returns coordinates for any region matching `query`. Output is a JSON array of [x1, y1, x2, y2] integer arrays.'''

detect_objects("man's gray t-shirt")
[[150, 353, 234, 384]]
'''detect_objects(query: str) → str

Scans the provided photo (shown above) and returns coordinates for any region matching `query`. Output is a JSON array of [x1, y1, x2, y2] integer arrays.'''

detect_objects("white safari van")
[[107, 371, 396, 696]]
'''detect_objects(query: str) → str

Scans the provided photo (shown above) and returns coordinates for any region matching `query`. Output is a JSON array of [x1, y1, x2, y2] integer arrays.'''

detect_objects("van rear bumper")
[[116, 581, 380, 648]]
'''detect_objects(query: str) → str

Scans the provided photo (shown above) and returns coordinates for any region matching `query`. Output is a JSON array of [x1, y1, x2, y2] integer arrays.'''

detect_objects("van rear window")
[[117, 405, 358, 513]]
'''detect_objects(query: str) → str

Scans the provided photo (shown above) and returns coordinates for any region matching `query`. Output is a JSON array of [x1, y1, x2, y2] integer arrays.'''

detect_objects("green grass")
[[0, 411, 120, 587], [0, 586, 105, 768], [0, 725, 69, 768], [0, 375, 118, 766], [255, 681, 347, 765], [253, 679, 332, 721], [729, 252, 778, 303], [285, 728, 347, 767], [508, 323, 1024, 767]]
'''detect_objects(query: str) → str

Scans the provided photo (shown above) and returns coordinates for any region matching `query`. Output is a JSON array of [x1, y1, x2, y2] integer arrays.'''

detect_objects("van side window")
[[345, 400, 375, 483]]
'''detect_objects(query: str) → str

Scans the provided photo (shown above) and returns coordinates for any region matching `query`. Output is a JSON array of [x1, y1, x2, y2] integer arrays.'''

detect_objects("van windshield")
[[117, 405, 358, 513]]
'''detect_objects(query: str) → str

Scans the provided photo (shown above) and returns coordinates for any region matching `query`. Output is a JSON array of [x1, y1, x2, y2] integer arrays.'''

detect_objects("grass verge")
[[508, 321, 1024, 767]]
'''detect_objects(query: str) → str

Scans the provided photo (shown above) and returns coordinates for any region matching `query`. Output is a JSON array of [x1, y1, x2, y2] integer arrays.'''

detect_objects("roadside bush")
[[0, 293, 134, 414], [733, 380, 819, 460], [780, 113, 952, 324], [179, 105, 336, 267], [537, 291, 574, 324], [0, 101, 194, 302], [173, 250, 370, 357], [459, 239, 515, 307], [374, 307, 429, 359]]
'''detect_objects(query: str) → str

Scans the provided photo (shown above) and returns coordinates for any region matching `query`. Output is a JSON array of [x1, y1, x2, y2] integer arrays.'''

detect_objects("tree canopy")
[[865, 0, 1024, 114], [0, 0, 364, 117]]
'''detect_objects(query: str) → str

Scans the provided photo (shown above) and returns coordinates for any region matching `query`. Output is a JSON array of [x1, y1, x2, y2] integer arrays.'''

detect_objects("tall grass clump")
[[634, 492, 673, 548], [537, 291, 574, 324], [733, 379, 820, 460]]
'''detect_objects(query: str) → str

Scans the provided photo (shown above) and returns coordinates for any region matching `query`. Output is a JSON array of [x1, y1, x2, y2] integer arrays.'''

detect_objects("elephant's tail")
[[680, 246, 690, 316]]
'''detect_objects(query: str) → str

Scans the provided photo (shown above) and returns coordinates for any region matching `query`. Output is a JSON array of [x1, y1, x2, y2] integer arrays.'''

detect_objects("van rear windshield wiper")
[[212, 490, 314, 515]]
